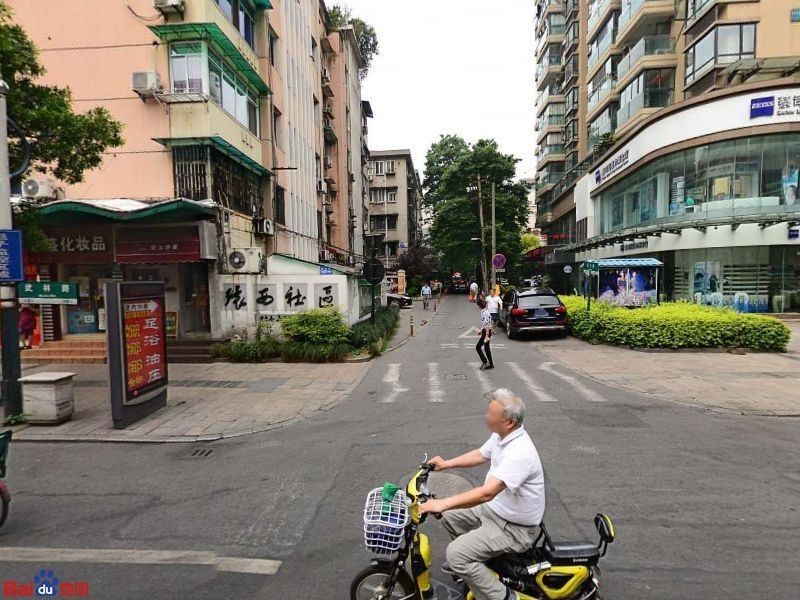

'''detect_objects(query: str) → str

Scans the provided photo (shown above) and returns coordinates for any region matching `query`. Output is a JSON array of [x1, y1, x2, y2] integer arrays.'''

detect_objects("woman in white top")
[[475, 297, 494, 370]]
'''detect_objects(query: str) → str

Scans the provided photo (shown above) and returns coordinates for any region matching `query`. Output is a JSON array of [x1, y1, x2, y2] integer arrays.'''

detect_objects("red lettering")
[[4, 581, 34, 596]]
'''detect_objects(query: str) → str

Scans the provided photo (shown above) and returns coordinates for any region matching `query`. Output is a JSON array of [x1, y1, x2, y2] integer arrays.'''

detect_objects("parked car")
[[387, 293, 413, 308], [499, 288, 567, 339]]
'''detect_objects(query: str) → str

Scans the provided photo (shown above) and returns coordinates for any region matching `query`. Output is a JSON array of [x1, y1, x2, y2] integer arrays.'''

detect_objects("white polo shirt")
[[480, 427, 545, 526], [485, 295, 502, 314]]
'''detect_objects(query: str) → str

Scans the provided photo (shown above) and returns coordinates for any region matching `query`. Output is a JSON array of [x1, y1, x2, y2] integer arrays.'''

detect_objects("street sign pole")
[[0, 80, 22, 421], [491, 182, 496, 291]]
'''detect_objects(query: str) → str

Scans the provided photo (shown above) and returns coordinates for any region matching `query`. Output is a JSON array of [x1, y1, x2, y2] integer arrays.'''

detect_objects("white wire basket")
[[363, 487, 410, 555]]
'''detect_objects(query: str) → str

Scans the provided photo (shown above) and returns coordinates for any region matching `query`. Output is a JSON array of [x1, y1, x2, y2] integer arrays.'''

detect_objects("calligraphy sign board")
[[106, 281, 168, 429]]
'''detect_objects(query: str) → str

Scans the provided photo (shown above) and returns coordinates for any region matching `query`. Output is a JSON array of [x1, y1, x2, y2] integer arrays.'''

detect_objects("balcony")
[[536, 52, 564, 90], [616, 35, 675, 89], [617, 88, 673, 127], [157, 100, 263, 169], [536, 25, 567, 59], [587, 24, 620, 75], [537, 144, 566, 166], [617, 0, 676, 46], [588, 0, 621, 41], [536, 83, 565, 116], [587, 77, 617, 113], [537, 116, 565, 142]]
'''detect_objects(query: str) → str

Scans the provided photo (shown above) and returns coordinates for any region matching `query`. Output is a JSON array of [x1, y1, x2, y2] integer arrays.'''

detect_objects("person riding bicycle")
[[420, 389, 545, 600], [421, 283, 432, 309]]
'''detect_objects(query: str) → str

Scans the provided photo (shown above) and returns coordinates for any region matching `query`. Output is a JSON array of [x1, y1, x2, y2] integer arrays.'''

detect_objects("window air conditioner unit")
[[154, 0, 185, 13], [228, 247, 264, 274], [317, 179, 327, 194], [132, 71, 160, 98], [21, 177, 58, 200]]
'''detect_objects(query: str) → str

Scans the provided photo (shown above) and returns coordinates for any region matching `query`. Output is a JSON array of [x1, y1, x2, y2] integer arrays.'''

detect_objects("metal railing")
[[588, 77, 617, 111], [617, 35, 674, 80], [617, 88, 673, 126]]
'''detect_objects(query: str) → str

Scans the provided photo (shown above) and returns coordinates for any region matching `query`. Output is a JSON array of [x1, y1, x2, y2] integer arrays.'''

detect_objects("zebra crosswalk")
[[376, 361, 608, 404]]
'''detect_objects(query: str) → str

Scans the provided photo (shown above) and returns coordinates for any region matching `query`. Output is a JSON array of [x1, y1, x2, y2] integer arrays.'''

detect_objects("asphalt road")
[[1, 296, 799, 599]]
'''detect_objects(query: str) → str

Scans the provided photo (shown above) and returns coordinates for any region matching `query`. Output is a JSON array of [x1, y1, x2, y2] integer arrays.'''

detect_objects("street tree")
[[328, 5, 379, 80], [397, 241, 440, 284], [422, 134, 469, 208], [522, 233, 542, 254]]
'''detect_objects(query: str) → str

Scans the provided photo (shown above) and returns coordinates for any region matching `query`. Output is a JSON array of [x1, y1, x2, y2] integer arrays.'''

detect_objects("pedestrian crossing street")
[[377, 361, 608, 404]]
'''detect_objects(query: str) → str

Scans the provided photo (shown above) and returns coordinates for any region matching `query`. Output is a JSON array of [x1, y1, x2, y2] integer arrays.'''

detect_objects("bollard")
[[410, 314, 414, 336], [434, 300, 437, 312]]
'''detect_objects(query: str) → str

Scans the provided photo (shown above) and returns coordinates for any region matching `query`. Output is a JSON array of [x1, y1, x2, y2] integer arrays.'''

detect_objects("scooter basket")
[[363, 487, 409, 555]]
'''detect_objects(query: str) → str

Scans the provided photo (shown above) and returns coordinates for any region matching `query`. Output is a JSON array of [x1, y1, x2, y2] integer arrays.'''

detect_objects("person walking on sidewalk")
[[421, 282, 432, 310], [469, 280, 480, 303], [475, 297, 494, 370], [485, 288, 503, 335]]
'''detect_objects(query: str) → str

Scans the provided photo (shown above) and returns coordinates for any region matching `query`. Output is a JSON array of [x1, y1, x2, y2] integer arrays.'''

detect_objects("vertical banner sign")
[[106, 282, 168, 429]]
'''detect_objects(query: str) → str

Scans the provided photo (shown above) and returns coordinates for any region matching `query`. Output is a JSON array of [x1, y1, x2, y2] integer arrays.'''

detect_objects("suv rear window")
[[518, 295, 560, 309]]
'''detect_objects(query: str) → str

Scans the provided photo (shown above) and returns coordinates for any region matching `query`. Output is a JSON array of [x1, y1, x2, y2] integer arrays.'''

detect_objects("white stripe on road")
[[506, 362, 557, 403], [0, 547, 281, 575], [440, 343, 460, 349], [383, 364, 401, 384], [469, 363, 494, 394], [381, 364, 408, 403], [428, 362, 445, 403], [462, 343, 506, 349], [540, 362, 607, 402]]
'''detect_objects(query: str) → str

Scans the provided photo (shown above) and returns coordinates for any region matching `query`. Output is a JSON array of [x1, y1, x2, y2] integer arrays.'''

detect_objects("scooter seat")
[[543, 541, 600, 564]]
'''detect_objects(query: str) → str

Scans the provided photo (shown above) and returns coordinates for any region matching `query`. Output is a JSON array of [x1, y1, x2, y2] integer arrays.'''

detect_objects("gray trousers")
[[442, 504, 539, 600]]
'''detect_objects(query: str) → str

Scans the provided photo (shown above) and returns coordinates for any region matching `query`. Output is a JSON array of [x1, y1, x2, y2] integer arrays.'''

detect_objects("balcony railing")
[[588, 25, 618, 70], [588, 77, 617, 111], [538, 144, 566, 158], [537, 170, 565, 187], [588, 0, 613, 33], [617, 88, 673, 126], [617, 34, 674, 80], [537, 114, 566, 131], [536, 83, 563, 107], [618, 0, 653, 32]]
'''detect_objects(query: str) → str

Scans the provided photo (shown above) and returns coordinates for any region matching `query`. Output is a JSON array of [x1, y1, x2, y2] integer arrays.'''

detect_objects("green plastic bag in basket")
[[381, 482, 400, 513]]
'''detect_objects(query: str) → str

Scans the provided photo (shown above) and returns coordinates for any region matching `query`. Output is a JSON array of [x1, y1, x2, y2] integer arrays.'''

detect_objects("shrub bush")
[[280, 307, 350, 345], [560, 296, 790, 351], [349, 305, 400, 351], [280, 341, 352, 363]]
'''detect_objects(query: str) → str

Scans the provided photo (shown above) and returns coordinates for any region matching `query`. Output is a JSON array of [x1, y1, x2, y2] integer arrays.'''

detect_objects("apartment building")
[[8, 0, 375, 347], [534, 0, 800, 312], [320, 26, 372, 267], [367, 150, 423, 268]]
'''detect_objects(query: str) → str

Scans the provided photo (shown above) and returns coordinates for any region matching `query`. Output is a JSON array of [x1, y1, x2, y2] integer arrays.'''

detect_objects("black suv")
[[499, 288, 567, 339]]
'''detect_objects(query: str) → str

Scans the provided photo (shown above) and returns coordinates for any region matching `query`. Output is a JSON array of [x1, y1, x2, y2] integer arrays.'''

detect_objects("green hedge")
[[349, 305, 400, 355], [561, 296, 790, 351]]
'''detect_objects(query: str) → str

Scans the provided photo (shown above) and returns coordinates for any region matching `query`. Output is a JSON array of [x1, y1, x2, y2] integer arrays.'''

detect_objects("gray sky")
[[342, 0, 536, 181]]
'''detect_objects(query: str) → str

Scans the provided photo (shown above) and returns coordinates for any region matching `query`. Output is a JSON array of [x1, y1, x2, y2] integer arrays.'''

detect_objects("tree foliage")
[[396, 241, 440, 281], [1, 2, 123, 184], [521, 233, 541, 254], [427, 138, 530, 278], [328, 4, 379, 80]]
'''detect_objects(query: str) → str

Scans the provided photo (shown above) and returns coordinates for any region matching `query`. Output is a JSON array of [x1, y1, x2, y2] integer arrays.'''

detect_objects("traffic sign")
[[0, 230, 24, 282], [362, 259, 385, 285], [17, 282, 79, 305], [492, 253, 507, 269], [495, 268, 506, 273]]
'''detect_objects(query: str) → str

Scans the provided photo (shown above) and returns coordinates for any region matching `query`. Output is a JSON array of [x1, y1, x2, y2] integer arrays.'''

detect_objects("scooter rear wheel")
[[350, 563, 415, 600], [0, 482, 9, 529]]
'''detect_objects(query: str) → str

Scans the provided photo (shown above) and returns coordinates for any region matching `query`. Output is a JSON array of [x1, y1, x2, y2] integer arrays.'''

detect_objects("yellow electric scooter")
[[350, 457, 615, 600]]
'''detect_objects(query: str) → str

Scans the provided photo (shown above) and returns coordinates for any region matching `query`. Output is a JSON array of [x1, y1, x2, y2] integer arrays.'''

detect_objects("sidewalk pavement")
[[537, 322, 800, 416], [384, 293, 445, 351], [11, 361, 368, 443]]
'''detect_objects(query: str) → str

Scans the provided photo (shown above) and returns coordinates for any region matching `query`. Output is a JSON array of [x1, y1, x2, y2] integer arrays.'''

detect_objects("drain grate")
[[190, 448, 214, 458]]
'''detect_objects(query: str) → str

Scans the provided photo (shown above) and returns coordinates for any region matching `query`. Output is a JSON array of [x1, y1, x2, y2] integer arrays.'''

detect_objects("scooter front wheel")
[[350, 563, 416, 600], [0, 482, 9, 529]]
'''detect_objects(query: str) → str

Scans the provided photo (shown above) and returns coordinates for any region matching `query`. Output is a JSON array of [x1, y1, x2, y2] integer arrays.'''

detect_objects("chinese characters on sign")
[[17, 282, 79, 305], [776, 93, 800, 116], [47, 235, 107, 253], [224, 284, 247, 310], [284, 284, 308, 310], [314, 283, 339, 308], [123, 298, 166, 402], [0, 230, 24, 282], [222, 281, 340, 316]]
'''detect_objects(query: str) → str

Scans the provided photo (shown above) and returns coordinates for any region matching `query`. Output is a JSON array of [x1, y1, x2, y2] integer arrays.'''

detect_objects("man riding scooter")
[[420, 389, 545, 600]]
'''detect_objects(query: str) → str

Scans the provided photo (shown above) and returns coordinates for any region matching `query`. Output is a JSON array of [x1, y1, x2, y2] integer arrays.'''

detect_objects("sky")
[[341, 0, 536, 181]]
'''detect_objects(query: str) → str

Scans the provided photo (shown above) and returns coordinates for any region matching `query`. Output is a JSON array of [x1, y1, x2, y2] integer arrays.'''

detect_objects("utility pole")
[[491, 181, 496, 292], [0, 80, 22, 420], [477, 175, 488, 293]]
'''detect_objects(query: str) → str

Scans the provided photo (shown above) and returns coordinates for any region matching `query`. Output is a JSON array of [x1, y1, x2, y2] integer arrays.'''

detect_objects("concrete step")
[[23, 349, 107, 359], [21, 355, 106, 365], [41, 341, 107, 350]]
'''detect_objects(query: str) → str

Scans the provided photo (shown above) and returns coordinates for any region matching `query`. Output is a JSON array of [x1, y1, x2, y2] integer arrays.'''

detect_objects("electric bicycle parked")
[[350, 457, 616, 600], [0, 430, 11, 529]]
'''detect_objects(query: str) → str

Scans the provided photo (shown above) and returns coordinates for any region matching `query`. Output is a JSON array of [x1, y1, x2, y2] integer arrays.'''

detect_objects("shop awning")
[[582, 258, 663, 273], [254, 0, 272, 9], [152, 136, 271, 177], [35, 198, 217, 226], [149, 23, 271, 95]]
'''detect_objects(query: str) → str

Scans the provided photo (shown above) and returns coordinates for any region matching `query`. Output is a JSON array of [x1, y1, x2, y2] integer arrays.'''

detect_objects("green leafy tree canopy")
[[1, 1, 123, 184], [328, 4, 379, 80], [521, 233, 541, 254]]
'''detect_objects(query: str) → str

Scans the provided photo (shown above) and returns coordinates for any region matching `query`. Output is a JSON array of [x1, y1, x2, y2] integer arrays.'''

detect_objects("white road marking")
[[428, 362, 445, 403], [440, 343, 460, 349], [383, 364, 401, 384], [0, 547, 281, 575], [462, 343, 506, 349], [458, 326, 482, 339], [381, 364, 408, 403], [506, 362, 557, 402], [540, 362, 607, 402], [469, 363, 494, 394]]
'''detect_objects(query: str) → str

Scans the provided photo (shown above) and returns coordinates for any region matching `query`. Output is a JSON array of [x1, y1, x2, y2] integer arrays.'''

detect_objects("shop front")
[[28, 199, 219, 340]]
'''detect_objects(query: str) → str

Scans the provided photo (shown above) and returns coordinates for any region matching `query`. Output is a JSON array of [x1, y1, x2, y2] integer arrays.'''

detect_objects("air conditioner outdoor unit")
[[154, 0, 185, 13], [21, 177, 57, 200], [253, 218, 275, 236], [228, 247, 264, 274], [132, 71, 160, 98], [347, 255, 356, 266], [317, 179, 327, 194], [322, 68, 331, 82]]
